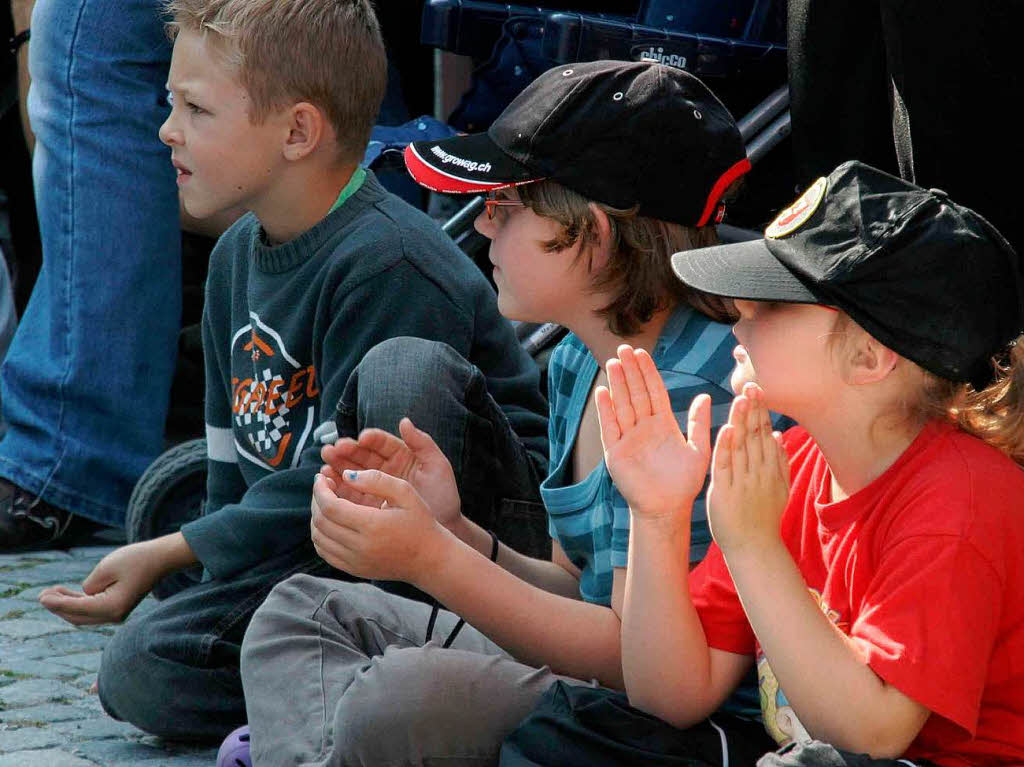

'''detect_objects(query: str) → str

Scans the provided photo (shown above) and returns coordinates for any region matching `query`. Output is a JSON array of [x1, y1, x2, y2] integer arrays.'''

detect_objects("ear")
[[584, 202, 614, 273], [282, 102, 326, 162], [845, 333, 900, 385]]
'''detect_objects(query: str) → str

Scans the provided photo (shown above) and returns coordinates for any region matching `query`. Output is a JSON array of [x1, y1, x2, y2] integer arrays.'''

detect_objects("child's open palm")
[[596, 345, 712, 519], [707, 383, 790, 553]]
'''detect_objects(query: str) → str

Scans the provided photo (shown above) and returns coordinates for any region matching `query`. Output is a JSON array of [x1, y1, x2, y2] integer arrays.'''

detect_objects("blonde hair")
[[165, 0, 387, 160], [829, 311, 1024, 467], [517, 180, 736, 336]]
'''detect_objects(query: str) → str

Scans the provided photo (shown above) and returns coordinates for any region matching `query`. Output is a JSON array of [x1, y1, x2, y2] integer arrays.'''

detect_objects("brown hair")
[[828, 312, 1024, 467], [165, 0, 386, 160], [517, 179, 736, 336]]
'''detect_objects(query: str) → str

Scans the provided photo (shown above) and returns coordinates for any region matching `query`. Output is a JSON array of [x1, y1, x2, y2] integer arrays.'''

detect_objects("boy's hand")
[[310, 470, 451, 584], [707, 383, 790, 554], [321, 418, 463, 533], [596, 345, 712, 520], [38, 541, 171, 626]]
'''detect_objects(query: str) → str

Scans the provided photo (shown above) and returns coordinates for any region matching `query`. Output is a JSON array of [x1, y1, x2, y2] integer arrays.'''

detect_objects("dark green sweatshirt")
[[181, 171, 548, 579]]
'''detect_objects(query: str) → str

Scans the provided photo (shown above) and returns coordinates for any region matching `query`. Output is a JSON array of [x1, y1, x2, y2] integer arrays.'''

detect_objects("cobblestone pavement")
[[0, 537, 219, 766]]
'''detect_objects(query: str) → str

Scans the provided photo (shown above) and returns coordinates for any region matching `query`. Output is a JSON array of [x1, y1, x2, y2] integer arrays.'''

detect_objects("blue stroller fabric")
[[363, 116, 458, 168], [362, 116, 458, 206], [448, 17, 555, 132]]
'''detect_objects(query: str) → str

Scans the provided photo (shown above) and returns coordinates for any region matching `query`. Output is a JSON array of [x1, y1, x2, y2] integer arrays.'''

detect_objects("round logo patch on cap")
[[765, 177, 827, 239]]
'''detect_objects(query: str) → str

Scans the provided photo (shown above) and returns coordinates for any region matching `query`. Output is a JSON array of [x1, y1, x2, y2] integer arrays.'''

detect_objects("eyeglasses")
[[483, 191, 526, 220]]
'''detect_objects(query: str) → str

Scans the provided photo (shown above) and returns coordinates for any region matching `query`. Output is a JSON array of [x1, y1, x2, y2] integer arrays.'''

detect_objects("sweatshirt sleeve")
[[181, 258, 477, 579], [199, 256, 248, 517]]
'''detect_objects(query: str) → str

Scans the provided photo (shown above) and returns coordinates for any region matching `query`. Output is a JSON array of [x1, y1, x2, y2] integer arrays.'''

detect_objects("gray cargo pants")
[[241, 575, 592, 767]]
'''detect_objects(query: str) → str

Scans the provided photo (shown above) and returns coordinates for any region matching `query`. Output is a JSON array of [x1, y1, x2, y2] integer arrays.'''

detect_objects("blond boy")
[[38, 0, 548, 740]]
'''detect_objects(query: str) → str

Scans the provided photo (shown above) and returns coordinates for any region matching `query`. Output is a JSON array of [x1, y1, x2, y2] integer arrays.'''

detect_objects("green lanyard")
[[327, 166, 367, 215]]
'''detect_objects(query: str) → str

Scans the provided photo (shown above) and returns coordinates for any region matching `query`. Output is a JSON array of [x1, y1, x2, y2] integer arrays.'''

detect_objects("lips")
[[171, 158, 192, 180]]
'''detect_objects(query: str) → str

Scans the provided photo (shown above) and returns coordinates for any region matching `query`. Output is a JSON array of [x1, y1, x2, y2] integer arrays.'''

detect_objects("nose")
[[158, 109, 181, 147], [733, 299, 757, 319]]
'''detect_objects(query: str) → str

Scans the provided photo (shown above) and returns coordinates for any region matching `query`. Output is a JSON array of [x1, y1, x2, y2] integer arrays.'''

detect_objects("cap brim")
[[671, 238, 822, 303], [404, 132, 543, 194]]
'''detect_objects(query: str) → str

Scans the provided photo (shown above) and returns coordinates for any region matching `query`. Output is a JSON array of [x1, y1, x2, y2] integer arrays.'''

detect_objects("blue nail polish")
[[347, 471, 358, 480]]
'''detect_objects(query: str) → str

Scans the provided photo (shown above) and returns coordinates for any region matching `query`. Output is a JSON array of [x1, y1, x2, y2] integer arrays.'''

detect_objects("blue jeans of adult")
[[0, 255, 18, 440], [0, 0, 180, 525], [98, 337, 549, 741]]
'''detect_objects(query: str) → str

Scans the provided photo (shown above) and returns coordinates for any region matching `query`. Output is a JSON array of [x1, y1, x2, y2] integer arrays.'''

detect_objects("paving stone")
[[67, 545, 119, 560], [0, 677, 87, 708], [52, 652, 103, 674], [0, 551, 73, 567], [0, 636, 56, 663], [7, 563, 96, 587], [0, 660, 81, 680], [0, 723, 65, 751], [72, 737, 177, 763], [13, 584, 80, 602], [119, 752, 219, 767], [0, 701, 95, 725], [0, 617, 75, 640], [52, 716, 145, 742], [38, 630, 110, 656], [0, 543, 215, 766], [0, 598, 45, 616], [0, 748, 96, 766]]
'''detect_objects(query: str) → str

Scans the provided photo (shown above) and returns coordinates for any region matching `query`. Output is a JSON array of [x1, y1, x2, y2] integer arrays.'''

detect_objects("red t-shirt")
[[690, 421, 1024, 766]]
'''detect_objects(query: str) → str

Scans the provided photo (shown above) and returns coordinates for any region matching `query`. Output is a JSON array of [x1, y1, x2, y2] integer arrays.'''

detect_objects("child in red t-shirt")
[[595, 162, 1024, 766]]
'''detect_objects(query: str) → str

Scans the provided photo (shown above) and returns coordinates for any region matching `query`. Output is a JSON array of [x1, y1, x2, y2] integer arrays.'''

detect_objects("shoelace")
[[10, 490, 69, 537]]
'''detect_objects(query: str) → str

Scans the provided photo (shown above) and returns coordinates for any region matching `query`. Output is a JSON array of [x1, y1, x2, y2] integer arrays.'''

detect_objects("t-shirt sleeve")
[[689, 542, 757, 655], [850, 533, 1001, 737]]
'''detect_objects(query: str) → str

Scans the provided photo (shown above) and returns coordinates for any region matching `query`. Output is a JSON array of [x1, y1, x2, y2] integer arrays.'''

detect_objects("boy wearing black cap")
[[240, 61, 759, 765], [581, 161, 1024, 765]]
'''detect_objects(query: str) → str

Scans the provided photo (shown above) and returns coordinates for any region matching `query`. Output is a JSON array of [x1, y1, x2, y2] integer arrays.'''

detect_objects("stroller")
[[130, 0, 796, 598]]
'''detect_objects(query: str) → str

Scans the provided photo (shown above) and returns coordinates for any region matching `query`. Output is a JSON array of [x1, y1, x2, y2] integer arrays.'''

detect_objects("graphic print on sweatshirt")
[[230, 313, 319, 471]]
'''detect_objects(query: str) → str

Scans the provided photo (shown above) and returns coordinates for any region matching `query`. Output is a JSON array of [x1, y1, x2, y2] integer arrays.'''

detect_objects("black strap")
[[424, 601, 440, 643], [8, 29, 30, 56], [426, 530, 500, 647]]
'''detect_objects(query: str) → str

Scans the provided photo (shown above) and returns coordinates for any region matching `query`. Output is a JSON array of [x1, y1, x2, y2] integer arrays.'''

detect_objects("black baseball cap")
[[404, 60, 750, 227], [670, 161, 1024, 388]]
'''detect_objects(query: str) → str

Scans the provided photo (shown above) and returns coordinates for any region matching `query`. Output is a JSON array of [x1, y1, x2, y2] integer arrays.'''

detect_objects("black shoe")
[[0, 478, 102, 552]]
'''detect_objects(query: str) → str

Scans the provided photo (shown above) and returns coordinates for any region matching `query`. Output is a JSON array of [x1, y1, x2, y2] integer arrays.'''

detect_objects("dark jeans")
[[98, 337, 548, 741], [502, 684, 938, 767]]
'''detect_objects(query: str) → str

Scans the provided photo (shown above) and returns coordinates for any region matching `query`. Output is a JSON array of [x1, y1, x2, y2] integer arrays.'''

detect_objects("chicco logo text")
[[636, 46, 688, 70]]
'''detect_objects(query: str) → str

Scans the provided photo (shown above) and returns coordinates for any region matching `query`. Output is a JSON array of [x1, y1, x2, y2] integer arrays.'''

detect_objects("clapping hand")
[[310, 469, 450, 583], [595, 345, 712, 520], [321, 417, 463, 533], [707, 382, 790, 554]]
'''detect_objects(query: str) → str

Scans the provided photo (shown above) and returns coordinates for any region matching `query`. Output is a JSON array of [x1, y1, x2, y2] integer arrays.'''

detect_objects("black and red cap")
[[671, 161, 1024, 388], [404, 60, 750, 227]]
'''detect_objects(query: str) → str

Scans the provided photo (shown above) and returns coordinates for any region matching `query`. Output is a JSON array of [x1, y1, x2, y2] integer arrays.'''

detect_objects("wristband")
[[488, 529, 500, 562], [9, 29, 30, 56]]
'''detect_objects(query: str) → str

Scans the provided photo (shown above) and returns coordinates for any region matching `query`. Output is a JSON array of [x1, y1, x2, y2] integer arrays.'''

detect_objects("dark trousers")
[[97, 337, 548, 741], [787, 0, 1023, 253], [501, 683, 938, 767]]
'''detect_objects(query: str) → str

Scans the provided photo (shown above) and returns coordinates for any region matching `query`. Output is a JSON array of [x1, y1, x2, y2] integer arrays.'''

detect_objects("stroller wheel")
[[126, 438, 207, 600]]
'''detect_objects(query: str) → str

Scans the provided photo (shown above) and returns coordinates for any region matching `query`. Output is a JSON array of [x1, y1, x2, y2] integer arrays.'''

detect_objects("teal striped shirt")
[[541, 305, 741, 606]]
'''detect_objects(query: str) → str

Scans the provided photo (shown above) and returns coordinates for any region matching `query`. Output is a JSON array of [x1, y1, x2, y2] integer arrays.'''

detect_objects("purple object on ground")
[[217, 725, 252, 767]]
